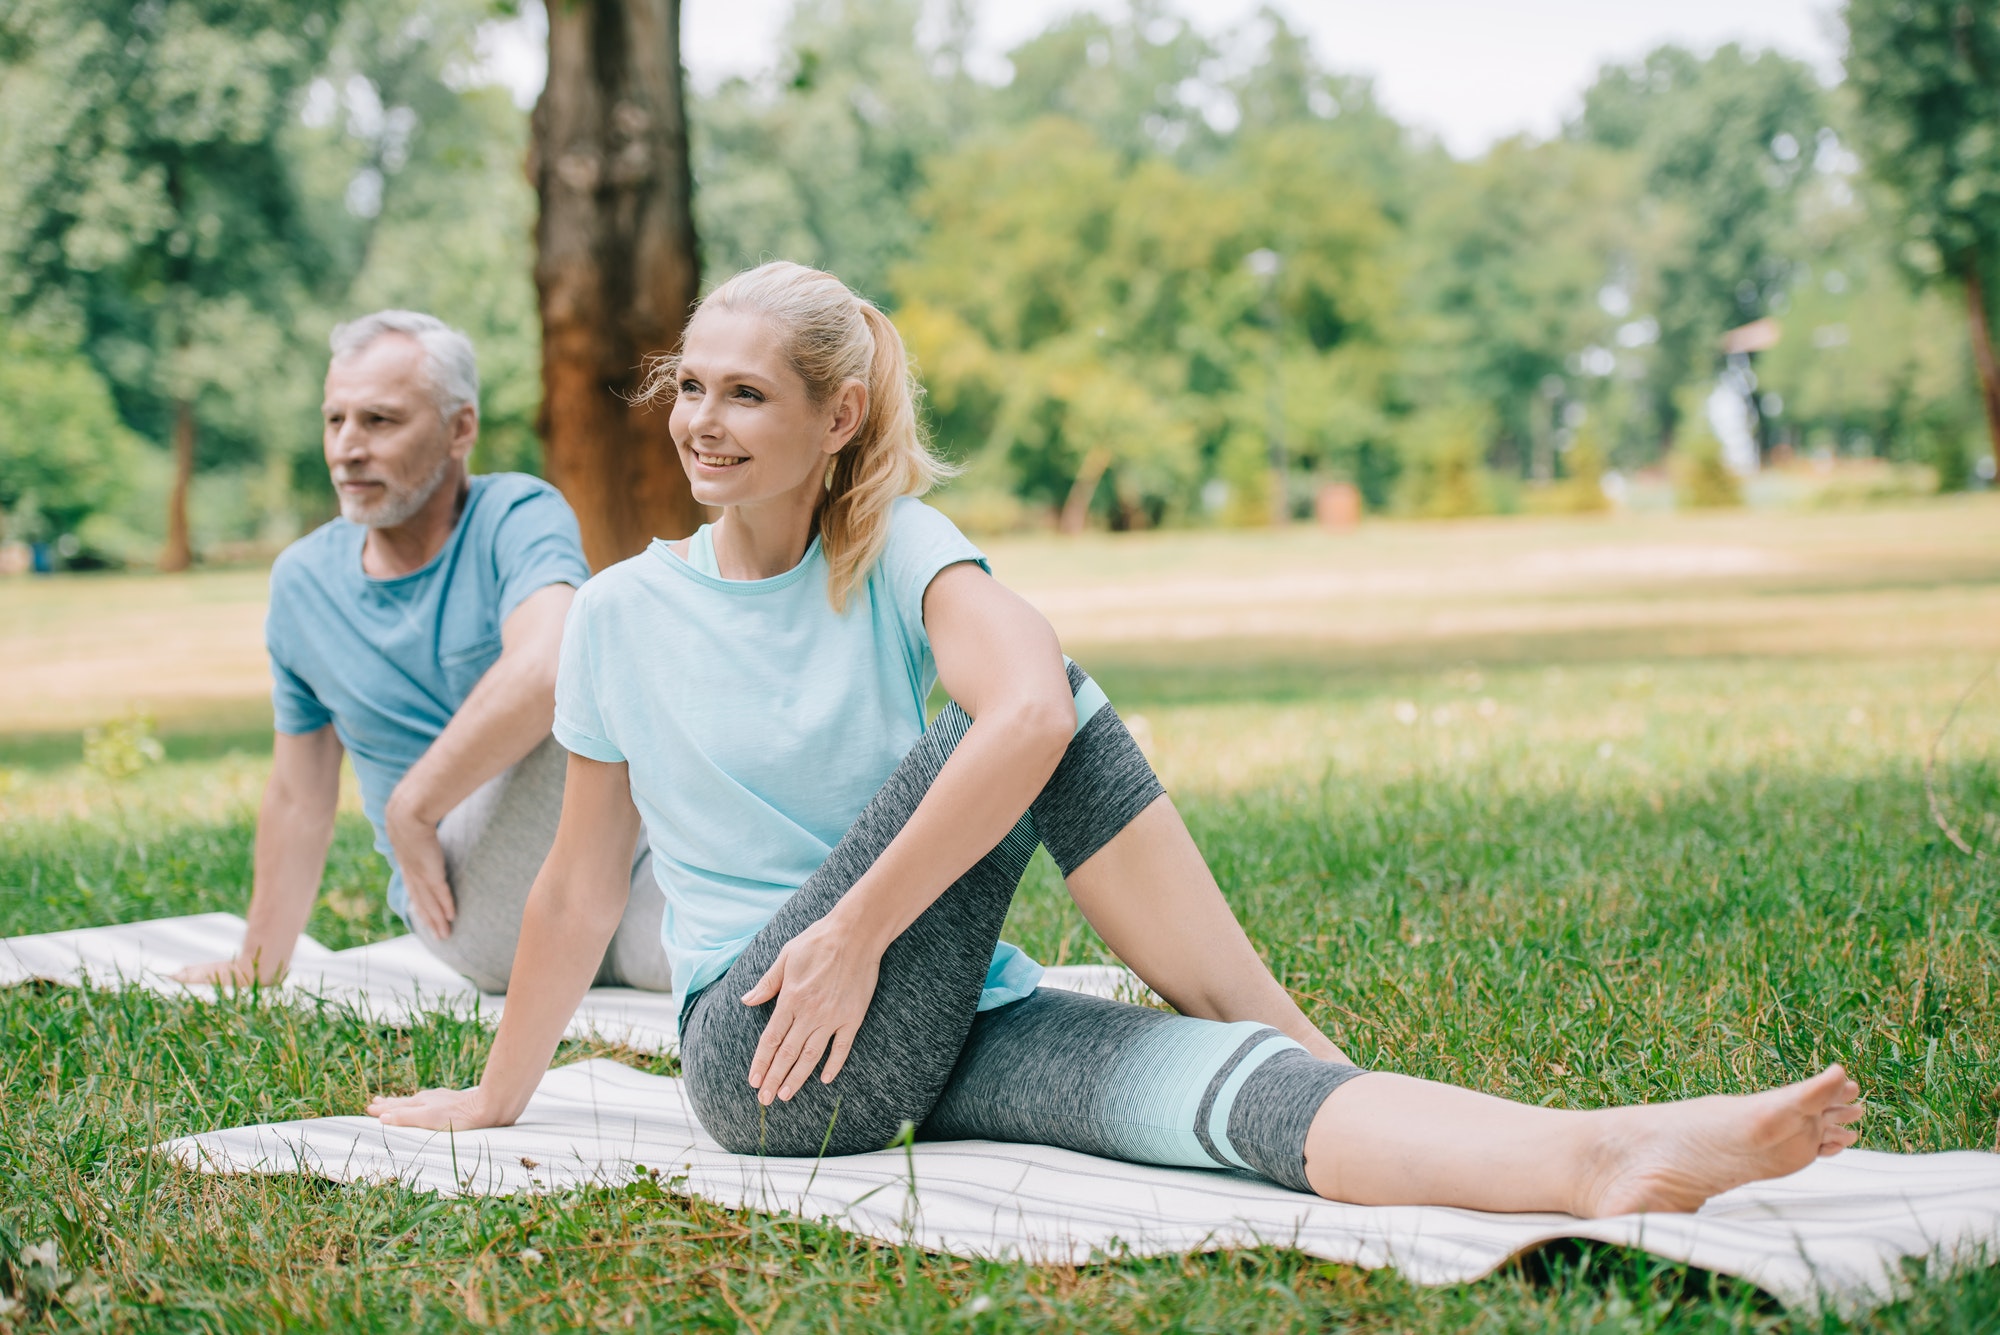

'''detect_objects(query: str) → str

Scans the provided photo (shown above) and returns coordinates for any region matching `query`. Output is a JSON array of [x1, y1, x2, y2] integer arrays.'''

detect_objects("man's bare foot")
[[1577, 1065, 1863, 1217]]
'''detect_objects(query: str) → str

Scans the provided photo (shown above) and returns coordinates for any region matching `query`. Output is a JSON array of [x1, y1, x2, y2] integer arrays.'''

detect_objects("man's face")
[[321, 334, 473, 528]]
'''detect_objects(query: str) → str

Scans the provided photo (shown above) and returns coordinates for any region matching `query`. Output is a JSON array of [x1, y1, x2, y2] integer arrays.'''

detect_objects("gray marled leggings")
[[409, 736, 672, 994], [680, 670, 1366, 1192]]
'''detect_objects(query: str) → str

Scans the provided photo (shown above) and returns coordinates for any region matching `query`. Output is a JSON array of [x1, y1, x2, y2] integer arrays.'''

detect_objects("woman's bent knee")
[[682, 989, 946, 1157]]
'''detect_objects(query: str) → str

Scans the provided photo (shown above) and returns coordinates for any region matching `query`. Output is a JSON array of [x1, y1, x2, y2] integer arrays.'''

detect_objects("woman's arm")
[[743, 562, 1075, 1104], [367, 752, 641, 1129]]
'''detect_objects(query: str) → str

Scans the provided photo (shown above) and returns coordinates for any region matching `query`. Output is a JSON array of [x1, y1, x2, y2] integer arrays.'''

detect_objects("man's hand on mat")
[[385, 789, 455, 939], [742, 918, 882, 1105], [172, 955, 286, 986], [367, 1086, 505, 1130]]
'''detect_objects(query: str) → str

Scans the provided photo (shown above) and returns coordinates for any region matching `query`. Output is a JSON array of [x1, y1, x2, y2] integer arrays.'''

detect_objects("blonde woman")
[[371, 262, 1862, 1212]]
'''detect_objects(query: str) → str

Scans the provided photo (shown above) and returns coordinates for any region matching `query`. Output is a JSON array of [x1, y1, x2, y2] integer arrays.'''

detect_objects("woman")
[[371, 262, 1861, 1213]]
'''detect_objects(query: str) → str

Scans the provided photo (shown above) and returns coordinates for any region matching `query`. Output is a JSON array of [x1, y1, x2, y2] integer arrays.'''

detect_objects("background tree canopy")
[[0, 0, 1990, 561]]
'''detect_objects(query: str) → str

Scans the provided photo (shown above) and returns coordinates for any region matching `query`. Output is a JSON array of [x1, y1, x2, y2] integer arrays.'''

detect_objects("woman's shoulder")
[[872, 495, 989, 612], [571, 544, 668, 616], [880, 495, 978, 560]]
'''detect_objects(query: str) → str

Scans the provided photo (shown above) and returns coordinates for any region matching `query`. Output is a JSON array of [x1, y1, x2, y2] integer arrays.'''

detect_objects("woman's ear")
[[822, 379, 869, 456]]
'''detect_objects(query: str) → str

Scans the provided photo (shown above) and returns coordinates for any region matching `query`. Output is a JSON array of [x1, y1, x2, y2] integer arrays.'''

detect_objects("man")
[[178, 311, 668, 992]]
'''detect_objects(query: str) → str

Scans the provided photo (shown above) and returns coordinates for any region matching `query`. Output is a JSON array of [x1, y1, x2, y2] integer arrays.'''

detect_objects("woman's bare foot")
[[1576, 1065, 1863, 1217]]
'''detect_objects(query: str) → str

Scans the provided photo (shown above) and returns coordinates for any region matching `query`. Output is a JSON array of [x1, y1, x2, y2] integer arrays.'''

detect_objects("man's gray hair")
[[329, 310, 480, 420]]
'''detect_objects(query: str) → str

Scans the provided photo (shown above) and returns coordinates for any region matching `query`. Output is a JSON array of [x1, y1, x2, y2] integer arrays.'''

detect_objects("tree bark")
[[160, 398, 196, 573], [1964, 257, 2000, 476], [533, 0, 705, 571], [1059, 447, 1110, 535]]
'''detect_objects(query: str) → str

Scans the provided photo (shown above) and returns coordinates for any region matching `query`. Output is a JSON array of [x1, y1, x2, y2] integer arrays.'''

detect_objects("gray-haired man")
[[178, 311, 669, 992]]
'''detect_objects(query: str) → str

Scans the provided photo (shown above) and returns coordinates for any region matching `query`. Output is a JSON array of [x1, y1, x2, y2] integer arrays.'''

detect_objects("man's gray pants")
[[407, 736, 672, 994]]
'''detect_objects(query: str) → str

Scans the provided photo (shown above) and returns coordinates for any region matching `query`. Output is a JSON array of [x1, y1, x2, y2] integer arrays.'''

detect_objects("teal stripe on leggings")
[[1204, 1034, 1299, 1170], [1093, 1017, 1295, 1171]]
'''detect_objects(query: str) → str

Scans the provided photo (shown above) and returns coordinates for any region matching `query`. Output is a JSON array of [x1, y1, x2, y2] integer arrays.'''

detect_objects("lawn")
[[3, 499, 1999, 1332]]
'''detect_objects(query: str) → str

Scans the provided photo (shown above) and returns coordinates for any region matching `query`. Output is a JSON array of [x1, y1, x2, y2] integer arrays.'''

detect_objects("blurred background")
[[3, 0, 1994, 574]]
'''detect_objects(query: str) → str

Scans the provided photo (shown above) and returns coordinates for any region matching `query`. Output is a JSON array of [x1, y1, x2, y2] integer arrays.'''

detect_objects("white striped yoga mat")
[[0, 912, 1140, 1054], [158, 1057, 2000, 1314]]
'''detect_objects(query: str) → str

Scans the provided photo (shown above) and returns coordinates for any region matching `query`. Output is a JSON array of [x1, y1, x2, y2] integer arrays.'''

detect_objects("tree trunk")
[[1060, 447, 1111, 535], [533, 0, 705, 571], [160, 398, 196, 573], [1963, 257, 2000, 476]]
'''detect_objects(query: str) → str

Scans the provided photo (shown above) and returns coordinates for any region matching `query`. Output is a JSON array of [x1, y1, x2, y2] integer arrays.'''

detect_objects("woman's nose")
[[686, 394, 723, 438]]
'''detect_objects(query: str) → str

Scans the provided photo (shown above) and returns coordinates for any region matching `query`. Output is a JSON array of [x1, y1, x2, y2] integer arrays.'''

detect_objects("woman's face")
[[667, 307, 862, 512]]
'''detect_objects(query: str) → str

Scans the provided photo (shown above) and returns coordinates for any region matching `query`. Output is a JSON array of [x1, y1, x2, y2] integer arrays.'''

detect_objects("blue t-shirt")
[[554, 497, 1084, 1027], [266, 472, 592, 916]]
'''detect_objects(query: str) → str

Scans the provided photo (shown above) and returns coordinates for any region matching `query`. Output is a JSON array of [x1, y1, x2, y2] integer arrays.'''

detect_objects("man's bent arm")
[[175, 725, 344, 984], [385, 582, 575, 936]]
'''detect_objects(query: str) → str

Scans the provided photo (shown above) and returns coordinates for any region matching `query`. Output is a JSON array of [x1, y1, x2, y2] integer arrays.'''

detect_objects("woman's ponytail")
[[817, 302, 948, 610]]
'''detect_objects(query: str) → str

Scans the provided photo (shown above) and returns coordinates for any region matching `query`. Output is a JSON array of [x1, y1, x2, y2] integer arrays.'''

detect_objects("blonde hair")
[[639, 261, 951, 610]]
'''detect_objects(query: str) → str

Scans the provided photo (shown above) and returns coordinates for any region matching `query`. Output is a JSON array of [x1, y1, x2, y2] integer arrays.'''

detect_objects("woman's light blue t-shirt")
[[553, 497, 1050, 1027]]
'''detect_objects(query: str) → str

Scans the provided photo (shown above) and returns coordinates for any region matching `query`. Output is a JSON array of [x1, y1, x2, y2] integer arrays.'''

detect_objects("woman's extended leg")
[[926, 991, 1860, 1212], [923, 986, 1364, 1190], [1300, 1066, 1862, 1215]]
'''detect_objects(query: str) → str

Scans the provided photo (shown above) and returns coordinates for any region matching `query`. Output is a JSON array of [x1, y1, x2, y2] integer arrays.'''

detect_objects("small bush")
[[1668, 395, 1742, 509], [1525, 433, 1613, 515], [82, 713, 165, 780], [1393, 406, 1500, 518]]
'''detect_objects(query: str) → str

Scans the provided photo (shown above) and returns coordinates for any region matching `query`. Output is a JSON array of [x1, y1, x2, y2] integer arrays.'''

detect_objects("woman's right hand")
[[366, 1085, 510, 1131]]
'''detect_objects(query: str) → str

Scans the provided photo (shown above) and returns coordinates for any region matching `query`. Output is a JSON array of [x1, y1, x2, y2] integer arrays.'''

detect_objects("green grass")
[[5, 510, 2000, 1331]]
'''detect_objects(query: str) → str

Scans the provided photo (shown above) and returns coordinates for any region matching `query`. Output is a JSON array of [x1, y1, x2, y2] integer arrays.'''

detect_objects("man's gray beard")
[[338, 452, 455, 529]]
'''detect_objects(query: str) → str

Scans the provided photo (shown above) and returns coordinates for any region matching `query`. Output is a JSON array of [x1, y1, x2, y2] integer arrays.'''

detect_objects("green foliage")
[[1528, 425, 1613, 515], [1844, 0, 2000, 467], [1411, 138, 1647, 471], [0, 0, 544, 553], [1845, 0, 2000, 279], [0, 323, 146, 543], [81, 712, 166, 780], [1576, 45, 1831, 442], [894, 108, 1402, 527], [1752, 140, 1982, 465], [694, 0, 968, 301], [1392, 404, 1499, 517], [0, 0, 334, 469]]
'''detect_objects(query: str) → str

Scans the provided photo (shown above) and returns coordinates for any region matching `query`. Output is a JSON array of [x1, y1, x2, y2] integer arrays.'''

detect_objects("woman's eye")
[[734, 386, 764, 401], [679, 380, 700, 395]]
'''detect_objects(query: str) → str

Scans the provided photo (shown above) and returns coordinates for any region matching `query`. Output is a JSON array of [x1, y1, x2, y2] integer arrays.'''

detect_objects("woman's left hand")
[[741, 915, 882, 1105]]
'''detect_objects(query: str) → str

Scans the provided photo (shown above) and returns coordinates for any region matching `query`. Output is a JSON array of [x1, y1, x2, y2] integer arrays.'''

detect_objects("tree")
[[533, 0, 703, 571], [1575, 45, 1829, 446], [1411, 139, 1652, 473], [0, 0, 333, 570], [0, 323, 146, 548], [1845, 0, 2000, 470], [897, 107, 1405, 526], [693, 0, 968, 300]]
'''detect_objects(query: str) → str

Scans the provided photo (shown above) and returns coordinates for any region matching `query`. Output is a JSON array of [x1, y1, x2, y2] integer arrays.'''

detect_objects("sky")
[[475, 0, 1845, 159]]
